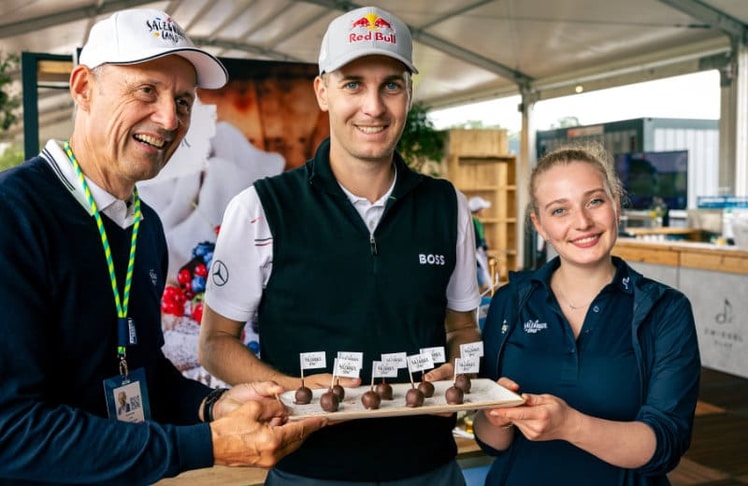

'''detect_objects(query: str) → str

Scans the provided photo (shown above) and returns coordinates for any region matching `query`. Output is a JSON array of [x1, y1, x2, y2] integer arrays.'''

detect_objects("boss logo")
[[418, 254, 446, 265]]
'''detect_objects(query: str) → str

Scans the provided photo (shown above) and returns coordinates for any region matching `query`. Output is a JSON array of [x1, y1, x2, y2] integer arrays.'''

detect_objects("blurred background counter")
[[613, 238, 748, 379]]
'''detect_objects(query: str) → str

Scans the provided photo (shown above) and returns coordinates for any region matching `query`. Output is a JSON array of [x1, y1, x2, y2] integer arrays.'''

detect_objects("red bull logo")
[[374, 17, 392, 29], [348, 13, 396, 45]]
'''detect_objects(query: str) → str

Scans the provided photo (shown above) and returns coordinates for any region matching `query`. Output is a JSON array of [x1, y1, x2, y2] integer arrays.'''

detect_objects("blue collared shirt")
[[498, 259, 639, 484]]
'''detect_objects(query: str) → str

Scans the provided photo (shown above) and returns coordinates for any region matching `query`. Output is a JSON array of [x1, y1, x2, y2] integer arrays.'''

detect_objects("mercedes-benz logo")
[[211, 260, 229, 287]]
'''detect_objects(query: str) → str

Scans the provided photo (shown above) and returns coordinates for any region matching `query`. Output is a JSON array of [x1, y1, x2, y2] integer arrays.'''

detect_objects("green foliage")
[[0, 143, 24, 170], [398, 101, 446, 175], [0, 52, 20, 134]]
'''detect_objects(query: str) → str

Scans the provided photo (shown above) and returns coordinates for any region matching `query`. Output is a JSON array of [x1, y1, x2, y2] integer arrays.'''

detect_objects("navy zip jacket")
[[478, 257, 700, 485]]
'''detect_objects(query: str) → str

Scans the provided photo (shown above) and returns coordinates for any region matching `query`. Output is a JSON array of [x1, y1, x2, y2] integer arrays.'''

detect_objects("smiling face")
[[314, 55, 412, 167], [69, 55, 197, 198], [530, 158, 621, 268]]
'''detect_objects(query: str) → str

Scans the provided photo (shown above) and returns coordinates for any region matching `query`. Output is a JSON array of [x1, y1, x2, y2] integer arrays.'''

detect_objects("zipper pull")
[[370, 233, 378, 255]]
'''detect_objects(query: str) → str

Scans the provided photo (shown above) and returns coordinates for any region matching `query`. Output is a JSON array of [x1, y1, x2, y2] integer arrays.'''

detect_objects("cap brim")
[[109, 48, 228, 89], [321, 49, 418, 75]]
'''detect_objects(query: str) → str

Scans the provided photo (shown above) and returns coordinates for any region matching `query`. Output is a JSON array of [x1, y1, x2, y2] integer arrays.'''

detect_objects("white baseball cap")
[[318, 6, 418, 75], [469, 196, 492, 212], [78, 9, 228, 89]]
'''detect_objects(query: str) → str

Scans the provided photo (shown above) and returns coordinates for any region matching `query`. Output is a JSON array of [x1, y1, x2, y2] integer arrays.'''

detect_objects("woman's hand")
[[490, 392, 579, 442], [482, 377, 521, 429]]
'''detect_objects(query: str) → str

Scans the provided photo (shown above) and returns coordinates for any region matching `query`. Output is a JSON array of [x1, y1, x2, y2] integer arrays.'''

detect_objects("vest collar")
[[307, 137, 423, 201]]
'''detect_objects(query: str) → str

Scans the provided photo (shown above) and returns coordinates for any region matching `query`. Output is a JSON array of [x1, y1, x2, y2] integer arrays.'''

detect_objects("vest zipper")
[[370, 233, 378, 255]]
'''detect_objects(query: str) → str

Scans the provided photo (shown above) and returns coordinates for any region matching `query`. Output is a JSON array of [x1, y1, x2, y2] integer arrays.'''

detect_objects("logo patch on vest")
[[418, 254, 446, 265]]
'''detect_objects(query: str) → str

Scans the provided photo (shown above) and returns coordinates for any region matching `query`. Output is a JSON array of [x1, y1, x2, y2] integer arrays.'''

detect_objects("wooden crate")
[[445, 129, 517, 282], [447, 129, 508, 157]]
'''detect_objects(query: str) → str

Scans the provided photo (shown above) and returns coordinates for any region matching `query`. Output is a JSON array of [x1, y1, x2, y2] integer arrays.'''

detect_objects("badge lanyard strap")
[[64, 141, 141, 377]]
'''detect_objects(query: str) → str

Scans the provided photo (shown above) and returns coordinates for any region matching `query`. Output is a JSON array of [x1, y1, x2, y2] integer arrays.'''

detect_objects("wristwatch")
[[202, 387, 229, 422]]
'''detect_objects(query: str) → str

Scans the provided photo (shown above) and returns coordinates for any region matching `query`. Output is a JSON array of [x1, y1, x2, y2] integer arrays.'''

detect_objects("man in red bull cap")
[[201, 5, 481, 485]]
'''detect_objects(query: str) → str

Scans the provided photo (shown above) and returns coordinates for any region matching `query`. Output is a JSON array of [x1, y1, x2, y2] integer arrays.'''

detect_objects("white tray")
[[281, 378, 524, 421]]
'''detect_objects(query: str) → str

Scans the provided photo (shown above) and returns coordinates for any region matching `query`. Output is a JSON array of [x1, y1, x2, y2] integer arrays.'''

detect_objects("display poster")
[[139, 59, 329, 385]]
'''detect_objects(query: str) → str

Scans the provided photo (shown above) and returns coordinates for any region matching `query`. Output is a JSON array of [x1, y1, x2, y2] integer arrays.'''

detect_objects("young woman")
[[474, 145, 700, 485]]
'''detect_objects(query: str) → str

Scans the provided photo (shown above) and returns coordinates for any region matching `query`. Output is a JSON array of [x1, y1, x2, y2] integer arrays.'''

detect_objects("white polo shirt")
[[205, 175, 481, 324]]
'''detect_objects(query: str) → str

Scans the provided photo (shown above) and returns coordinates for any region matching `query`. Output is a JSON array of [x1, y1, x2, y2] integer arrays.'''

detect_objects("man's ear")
[[68, 65, 94, 112], [313, 75, 329, 112]]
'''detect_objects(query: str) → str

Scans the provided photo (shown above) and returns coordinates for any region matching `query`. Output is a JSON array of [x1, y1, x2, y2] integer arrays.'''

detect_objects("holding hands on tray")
[[474, 145, 700, 484], [475, 375, 670, 471], [203, 381, 327, 468]]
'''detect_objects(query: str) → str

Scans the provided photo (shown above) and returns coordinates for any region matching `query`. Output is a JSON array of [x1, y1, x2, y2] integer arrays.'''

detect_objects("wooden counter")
[[155, 436, 483, 485], [613, 238, 748, 275], [623, 227, 704, 242], [155, 464, 266, 485], [613, 238, 748, 379]]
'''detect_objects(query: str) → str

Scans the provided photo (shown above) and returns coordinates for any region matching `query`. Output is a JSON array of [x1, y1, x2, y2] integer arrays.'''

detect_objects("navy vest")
[[254, 138, 460, 480]]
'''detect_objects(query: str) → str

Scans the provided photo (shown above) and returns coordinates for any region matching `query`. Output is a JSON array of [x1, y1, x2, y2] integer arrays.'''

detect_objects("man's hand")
[[422, 362, 454, 382], [210, 399, 327, 468], [212, 381, 287, 424]]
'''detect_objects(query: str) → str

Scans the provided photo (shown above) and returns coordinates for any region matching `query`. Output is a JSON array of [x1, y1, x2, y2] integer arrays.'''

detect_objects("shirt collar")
[[339, 165, 398, 208], [42, 140, 139, 228], [611, 256, 634, 294], [533, 256, 633, 295]]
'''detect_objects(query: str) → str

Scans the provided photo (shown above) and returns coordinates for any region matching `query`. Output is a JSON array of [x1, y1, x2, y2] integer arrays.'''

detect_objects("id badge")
[[103, 367, 152, 423]]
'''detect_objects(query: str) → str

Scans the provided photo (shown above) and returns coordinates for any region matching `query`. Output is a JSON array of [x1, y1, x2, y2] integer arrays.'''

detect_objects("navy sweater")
[[0, 155, 213, 485]]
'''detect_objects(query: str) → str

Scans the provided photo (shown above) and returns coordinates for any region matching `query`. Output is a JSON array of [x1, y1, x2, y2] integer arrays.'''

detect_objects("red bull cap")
[[318, 6, 417, 75]]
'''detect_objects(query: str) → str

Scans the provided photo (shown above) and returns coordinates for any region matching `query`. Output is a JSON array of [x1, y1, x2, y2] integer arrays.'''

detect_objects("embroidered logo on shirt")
[[523, 319, 548, 334], [622, 276, 630, 290], [149, 269, 158, 286], [211, 260, 229, 286]]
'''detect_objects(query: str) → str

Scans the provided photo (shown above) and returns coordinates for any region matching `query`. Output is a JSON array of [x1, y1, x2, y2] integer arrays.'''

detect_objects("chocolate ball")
[[331, 384, 345, 401], [375, 382, 393, 400], [405, 388, 425, 407], [454, 374, 472, 393], [361, 390, 382, 410], [445, 385, 464, 405], [320, 389, 339, 412], [417, 380, 435, 398], [294, 385, 312, 405]]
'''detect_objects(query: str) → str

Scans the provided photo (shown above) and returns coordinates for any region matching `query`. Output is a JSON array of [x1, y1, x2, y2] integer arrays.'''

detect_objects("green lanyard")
[[63, 141, 141, 376]]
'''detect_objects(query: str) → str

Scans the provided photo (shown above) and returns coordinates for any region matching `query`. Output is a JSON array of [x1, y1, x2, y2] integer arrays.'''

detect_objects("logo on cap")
[[348, 13, 396, 45], [145, 15, 187, 45]]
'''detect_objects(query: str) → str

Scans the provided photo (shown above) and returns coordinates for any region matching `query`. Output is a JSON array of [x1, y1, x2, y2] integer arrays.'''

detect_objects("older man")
[[0, 9, 324, 485]]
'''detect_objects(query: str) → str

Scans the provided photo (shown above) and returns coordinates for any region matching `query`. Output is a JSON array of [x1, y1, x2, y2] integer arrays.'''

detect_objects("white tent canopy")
[[3, 0, 747, 130]]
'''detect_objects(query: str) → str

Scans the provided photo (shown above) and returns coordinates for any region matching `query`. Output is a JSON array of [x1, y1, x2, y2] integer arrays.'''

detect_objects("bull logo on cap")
[[351, 13, 393, 30], [349, 13, 396, 44]]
